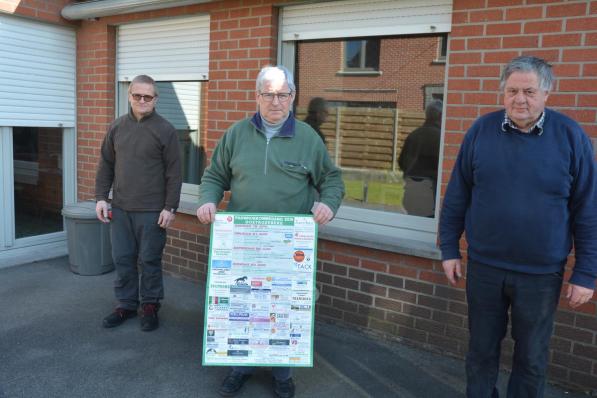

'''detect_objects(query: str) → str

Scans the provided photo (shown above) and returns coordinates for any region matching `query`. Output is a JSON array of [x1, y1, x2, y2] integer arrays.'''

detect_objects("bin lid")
[[61, 201, 100, 219]]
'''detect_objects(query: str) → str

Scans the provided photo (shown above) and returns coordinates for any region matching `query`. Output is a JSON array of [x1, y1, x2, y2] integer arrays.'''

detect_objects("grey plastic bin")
[[62, 201, 114, 275]]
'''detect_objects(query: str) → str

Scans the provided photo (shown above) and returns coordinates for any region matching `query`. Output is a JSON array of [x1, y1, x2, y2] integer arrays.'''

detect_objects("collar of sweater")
[[128, 107, 156, 123], [251, 112, 295, 137]]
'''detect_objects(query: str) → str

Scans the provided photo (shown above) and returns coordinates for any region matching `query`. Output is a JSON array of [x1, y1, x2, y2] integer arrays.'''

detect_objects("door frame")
[[0, 126, 76, 262]]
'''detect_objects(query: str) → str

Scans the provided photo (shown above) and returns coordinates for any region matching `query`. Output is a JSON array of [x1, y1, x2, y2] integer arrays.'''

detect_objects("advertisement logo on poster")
[[292, 249, 313, 272]]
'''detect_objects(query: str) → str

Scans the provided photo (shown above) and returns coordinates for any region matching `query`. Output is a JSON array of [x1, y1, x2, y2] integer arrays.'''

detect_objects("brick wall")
[[76, 22, 116, 199]]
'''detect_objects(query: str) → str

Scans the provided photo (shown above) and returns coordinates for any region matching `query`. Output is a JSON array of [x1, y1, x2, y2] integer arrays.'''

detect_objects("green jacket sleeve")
[[312, 143, 345, 215], [197, 131, 232, 207]]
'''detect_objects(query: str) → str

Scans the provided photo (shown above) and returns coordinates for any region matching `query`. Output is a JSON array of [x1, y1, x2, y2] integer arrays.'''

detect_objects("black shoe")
[[140, 303, 159, 332], [273, 377, 295, 398], [218, 371, 251, 397], [102, 308, 137, 328]]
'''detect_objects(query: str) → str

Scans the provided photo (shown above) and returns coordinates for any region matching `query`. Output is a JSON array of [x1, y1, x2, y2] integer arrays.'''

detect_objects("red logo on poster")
[[293, 250, 305, 262]]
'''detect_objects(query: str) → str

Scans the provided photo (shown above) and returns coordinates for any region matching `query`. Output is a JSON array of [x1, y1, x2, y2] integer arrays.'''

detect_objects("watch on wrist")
[[168, 208, 177, 214]]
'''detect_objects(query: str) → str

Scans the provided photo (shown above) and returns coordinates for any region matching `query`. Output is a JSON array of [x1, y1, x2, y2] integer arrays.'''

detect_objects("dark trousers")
[[465, 260, 563, 398], [110, 207, 167, 310], [232, 366, 291, 381]]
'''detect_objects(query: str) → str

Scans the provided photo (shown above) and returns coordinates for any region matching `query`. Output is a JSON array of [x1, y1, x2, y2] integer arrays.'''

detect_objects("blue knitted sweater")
[[440, 108, 597, 289]]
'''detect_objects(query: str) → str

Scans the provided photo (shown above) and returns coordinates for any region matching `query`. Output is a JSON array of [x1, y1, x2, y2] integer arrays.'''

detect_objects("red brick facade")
[[3, 0, 597, 392]]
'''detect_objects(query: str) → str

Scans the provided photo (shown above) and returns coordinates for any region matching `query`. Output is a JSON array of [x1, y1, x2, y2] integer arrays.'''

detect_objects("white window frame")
[[278, 1, 452, 254], [435, 34, 448, 63], [0, 126, 76, 255]]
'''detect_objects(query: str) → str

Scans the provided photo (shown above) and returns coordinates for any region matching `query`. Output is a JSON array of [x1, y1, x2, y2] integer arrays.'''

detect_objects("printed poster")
[[202, 212, 318, 367]]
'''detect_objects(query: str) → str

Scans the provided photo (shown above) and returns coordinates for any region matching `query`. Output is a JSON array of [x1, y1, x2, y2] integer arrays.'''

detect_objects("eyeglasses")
[[130, 93, 155, 102], [259, 92, 292, 102]]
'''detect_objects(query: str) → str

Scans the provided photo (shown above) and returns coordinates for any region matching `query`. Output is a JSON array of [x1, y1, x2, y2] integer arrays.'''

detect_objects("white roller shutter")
[[117, 15, 210, 82], [0, 15, 76, 127], [281, 0, 452, 41]]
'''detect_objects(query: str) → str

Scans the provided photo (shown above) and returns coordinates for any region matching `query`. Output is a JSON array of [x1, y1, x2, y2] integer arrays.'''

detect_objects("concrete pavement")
[[0, 257, 585, 397]]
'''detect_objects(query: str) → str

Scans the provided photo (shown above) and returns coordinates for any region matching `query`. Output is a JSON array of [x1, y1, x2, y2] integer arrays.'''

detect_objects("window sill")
[[177, 201, 441, 261], [178, 199, 200, 216], [336, 70, 382, 77], [319, 223, 441, 260]]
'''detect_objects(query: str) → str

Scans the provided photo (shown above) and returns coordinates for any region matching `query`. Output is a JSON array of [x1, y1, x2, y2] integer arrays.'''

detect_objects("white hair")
[[255, 65, 296, 93]]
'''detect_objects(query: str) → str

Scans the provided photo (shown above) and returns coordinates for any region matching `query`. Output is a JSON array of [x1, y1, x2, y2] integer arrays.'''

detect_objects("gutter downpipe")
[[61, 0, 214, 20]]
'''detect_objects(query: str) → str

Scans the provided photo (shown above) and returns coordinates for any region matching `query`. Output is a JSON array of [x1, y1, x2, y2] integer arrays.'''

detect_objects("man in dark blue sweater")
[[440, 56, 597, 397]]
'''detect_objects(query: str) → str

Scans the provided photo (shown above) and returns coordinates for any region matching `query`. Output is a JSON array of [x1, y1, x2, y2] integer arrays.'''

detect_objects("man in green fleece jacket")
[[196, 65, 344, 398]]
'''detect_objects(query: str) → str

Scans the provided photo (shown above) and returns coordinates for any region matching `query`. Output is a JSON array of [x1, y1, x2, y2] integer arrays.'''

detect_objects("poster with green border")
[[202, 212, 318, 367]]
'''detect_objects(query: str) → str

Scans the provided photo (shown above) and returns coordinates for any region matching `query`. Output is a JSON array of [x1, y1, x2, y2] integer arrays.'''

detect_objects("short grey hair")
[[499, 56, 554, 92], [256, 65, 296, 93], [129, 74, 159, 96]]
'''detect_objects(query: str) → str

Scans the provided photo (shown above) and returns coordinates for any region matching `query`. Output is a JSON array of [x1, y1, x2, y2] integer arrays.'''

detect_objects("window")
[[424, 85, 445, 108], [13, 127, 64, 238], [344, 39, 380, 71], [436, 34, 448, 63], [279, 0, 451, 251], [292, 34, 446, 244]]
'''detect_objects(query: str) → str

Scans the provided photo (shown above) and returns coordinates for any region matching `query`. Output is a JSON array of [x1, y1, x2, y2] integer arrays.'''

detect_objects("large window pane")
[[13, 127, 63, 238], [295, 34, 446, 217]]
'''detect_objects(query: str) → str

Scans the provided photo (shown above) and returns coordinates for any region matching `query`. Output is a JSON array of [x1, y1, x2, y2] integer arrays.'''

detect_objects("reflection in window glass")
[[13, 127, 63, 238], [437, 34, 448, 62], [345, 40, 363, 68], [155, 81, 205, 185], [365, 39, 380, 69], [295, 35, 446, 217]]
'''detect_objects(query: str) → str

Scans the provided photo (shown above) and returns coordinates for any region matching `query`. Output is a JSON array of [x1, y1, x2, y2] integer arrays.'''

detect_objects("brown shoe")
[[140, 303, 160, 332]]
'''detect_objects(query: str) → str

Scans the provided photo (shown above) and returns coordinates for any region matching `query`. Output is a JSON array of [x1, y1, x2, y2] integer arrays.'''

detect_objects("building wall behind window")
[[13, 0, 597, 392]]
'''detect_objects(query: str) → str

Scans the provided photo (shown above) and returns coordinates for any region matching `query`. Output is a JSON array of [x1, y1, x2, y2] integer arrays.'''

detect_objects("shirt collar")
[[501, 111, 545, 135], [250, 112, 296, 137]]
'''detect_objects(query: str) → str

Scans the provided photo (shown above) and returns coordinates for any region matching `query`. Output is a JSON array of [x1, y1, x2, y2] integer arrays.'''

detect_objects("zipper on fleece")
[[263, 137, 271, 175]]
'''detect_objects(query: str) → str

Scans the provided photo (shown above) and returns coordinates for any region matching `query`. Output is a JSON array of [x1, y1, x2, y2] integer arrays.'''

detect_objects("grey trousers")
[[110, 207, 167, 310]]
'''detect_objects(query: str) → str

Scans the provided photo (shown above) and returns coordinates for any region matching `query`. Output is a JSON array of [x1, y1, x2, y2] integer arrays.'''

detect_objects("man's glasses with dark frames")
[[130, 93, 156, 102], [259, 92, 292, 102]]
